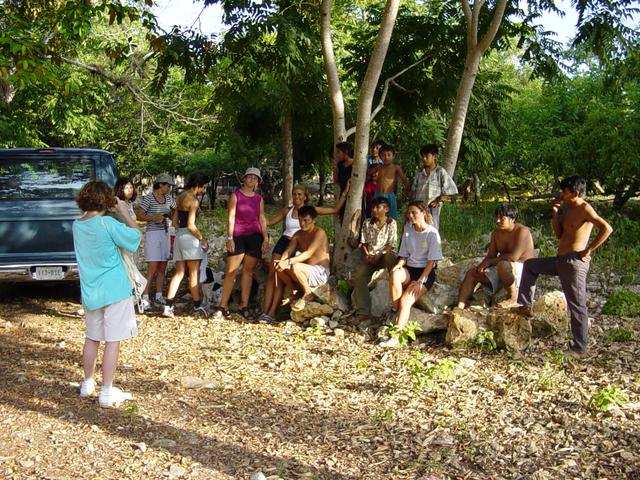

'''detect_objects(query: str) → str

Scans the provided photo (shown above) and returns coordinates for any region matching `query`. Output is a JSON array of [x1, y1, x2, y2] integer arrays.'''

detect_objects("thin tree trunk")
[[318, 164, 326, 206], [320, 0, 346, 145], [442, 52, 481, 176], [441, 0, 508, 176], [333, 0, 401, 278], [281, 106, 294, 207]]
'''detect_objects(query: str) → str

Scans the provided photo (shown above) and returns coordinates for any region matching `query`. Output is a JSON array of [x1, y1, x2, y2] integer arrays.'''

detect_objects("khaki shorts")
[[174, 229, 205, 261], [484, 261, 524, 293], [84, 297, 138, 342]]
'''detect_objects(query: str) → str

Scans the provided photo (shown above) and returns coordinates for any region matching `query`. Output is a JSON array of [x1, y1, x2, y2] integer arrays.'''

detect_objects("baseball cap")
[[154, 173, 175, 185]]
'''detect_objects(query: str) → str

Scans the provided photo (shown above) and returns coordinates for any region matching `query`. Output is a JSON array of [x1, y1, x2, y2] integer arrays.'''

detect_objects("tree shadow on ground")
[[0, 331, 380, 479]]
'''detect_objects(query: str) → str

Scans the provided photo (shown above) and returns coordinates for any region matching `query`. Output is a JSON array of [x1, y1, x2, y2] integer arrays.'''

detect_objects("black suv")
[[0, 148, 118, 281]]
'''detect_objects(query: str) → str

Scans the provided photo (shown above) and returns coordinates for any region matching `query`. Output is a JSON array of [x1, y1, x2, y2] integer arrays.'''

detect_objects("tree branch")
[[58, 56, 215, 128], [477, 0, 508, 52], [344, 55, 429, 139]]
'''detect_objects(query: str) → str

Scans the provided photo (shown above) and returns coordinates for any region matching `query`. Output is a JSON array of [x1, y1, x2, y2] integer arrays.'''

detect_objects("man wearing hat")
[[135, 173, 176, 311]]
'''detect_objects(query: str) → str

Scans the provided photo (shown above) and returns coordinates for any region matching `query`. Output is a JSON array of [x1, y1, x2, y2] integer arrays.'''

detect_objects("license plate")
[[34, 266, 65, 281]]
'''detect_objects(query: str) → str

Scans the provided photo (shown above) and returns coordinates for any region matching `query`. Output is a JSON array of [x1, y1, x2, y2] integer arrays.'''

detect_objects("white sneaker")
[[79, 378, 96, 398], [162, 305, 175, 318], [98, 387, 132, 408], [139, 298, 151, 313], [154, 296, 167, 306]]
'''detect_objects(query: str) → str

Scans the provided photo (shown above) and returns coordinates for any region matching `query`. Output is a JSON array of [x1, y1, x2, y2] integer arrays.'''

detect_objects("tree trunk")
[[210, 177, 219, 209], [442, 52, 481, 176], [320, 0, 346, 145], [441, 0, 508, 177], [281, 106, 294, 207], [318, 164, 326, 206], [473, 172, 481, 205], [332, 0, 401, 278]]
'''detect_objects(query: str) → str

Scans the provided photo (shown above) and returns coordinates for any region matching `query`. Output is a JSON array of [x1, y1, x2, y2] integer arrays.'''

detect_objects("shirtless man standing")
[[276, 206, 330, 309], [514, 176, 613, 357], [374, 145, 410, 219], [457, 204, 535, 309]]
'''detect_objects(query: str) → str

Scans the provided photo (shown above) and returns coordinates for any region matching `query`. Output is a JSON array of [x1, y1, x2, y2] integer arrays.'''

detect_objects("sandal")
[[211, 307, 230, 321], [239, 307, 255, 320]]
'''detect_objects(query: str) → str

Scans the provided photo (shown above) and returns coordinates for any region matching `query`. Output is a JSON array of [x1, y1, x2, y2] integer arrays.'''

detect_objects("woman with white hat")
[[213, 167, 269, 320], [135, 173, 176, 312]]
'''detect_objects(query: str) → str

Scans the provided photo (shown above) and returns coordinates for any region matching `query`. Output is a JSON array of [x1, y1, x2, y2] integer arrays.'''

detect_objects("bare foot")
[[497, 299, 518, 309], [511, 305, 533, 317]]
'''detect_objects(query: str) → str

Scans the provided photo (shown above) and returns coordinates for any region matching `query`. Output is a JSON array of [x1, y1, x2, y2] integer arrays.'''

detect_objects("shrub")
[[602, 289, 640, 317]]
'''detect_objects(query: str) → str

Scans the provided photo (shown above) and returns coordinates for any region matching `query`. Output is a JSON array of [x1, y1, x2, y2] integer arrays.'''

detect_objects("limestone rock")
[[369, 267, 389, 287], [489, 308, 533, 352], [310, 316, 328, 328], [446, 308, 491, 345], [531, 290, 568, 337], [415, 281, 458, 314], [446, 307, 533, 352], [311, 278, 351, 312], [409, 308, 449, 333], [370, 280, 392, 318], [290, 302, 333, 323], [415, 258, 484, 313]]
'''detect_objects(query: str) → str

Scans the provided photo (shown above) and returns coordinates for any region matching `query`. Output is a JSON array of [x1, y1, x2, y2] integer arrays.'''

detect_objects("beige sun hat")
[[242, 167, 262, 183], [154, 173, 175, 185]]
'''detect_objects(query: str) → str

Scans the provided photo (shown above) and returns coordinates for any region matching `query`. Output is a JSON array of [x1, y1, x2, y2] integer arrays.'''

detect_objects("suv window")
[[0, 154, 95, 200]]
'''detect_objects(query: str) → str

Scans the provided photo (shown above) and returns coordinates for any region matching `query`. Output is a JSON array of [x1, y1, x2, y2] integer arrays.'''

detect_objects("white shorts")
[[173, 229, 205, 261], [307, 264, 330, 288], [144, 229, 170, 262], [484, 261, 524, 293], [84, 297, 137, 342]]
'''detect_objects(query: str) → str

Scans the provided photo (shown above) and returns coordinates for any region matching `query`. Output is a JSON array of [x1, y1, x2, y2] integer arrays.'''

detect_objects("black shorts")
[[406, 266, 436, 288], [272, 236, 291, 256], [229, 232, 263, 259]]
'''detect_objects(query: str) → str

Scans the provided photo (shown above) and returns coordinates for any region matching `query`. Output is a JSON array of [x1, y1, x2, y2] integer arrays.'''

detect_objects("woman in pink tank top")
[[213, 167, 268, 320]]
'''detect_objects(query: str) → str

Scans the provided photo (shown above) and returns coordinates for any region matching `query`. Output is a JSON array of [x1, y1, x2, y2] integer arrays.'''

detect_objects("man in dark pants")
[[514, 176, 613, 357]]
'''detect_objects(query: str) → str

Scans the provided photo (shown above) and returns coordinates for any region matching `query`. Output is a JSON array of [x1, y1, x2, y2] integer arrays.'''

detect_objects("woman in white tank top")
[[257, 183, 350, 322]]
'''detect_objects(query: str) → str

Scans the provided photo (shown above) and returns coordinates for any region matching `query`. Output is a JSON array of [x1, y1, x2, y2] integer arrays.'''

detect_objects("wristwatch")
[[226, 235, 233, 241]]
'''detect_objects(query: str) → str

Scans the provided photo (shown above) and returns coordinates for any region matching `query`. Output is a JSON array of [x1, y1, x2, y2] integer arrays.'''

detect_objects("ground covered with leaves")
[[1, 283, 639, 480]]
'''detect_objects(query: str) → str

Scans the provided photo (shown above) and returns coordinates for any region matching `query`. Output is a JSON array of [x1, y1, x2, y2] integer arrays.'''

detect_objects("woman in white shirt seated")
[[383, 200, 443, 346]]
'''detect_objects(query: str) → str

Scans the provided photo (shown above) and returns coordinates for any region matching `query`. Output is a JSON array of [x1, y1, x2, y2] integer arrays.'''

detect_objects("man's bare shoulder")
[[514, 223, 533, 237]]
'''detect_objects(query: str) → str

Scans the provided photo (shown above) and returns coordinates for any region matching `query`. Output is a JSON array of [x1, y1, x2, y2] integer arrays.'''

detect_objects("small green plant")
[[122, 400, 139, 417], [545, 349, 568, 367], [465, 329, 497, 352], [405, 353, 459, 390], [589, 385, 628, 412], [336, 279, 351, 298], [537, 361, 560, 391], [602, 289, 640, 317], [387, 321, 422, 345], [372, 406, 394, 423], [606, 327, 635, 343]]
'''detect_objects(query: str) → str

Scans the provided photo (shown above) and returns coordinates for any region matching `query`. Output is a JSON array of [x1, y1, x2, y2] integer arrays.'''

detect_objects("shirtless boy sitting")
[[457, 203, 535, 309], [275, 206, 330, 310], [514, 176, 613, 357], [374, 145, 410, 219]]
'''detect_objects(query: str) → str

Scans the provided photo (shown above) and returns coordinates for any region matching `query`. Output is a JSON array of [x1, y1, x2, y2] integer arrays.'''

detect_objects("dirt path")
[[0, 285, 639, 479]]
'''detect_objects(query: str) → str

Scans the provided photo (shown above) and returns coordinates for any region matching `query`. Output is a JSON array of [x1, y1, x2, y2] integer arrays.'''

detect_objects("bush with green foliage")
[[602, 290, 640, 317]]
